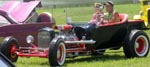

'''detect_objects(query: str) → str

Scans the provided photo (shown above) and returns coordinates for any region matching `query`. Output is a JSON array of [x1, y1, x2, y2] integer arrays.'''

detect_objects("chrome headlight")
[[26, 35, 34, 44]]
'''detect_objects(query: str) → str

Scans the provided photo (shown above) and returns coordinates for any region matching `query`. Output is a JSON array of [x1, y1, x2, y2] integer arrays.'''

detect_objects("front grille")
[[148, 9, 150, 23], [38, 31, 51, 48], [143, 1, 150, 5]]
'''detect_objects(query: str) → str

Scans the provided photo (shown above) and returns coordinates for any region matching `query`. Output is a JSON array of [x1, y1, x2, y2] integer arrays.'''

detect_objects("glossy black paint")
[[128, 20, 146, 30], [91, 23, 128, 49]]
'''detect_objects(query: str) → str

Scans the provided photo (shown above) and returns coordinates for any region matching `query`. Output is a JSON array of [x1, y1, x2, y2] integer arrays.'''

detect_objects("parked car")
[[133, 0, 150, 28], [0, 0, 55, 47], [0, 0, 55, 62]]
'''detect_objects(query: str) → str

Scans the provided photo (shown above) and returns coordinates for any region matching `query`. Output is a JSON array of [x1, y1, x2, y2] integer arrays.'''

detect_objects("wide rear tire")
[[0, 37, 19, 62], [123, 30, 149, 58], [49, 38, 66, 66]]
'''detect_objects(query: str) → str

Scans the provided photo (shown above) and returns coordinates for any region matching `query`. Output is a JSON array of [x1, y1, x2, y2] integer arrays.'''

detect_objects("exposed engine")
[[57, 25, 87, 58]]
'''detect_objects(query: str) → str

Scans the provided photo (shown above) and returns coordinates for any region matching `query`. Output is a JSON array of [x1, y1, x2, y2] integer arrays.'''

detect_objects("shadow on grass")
[[39, 54, 127, 66], [16, 54, 127, 66], [65, 54, 126, 64]]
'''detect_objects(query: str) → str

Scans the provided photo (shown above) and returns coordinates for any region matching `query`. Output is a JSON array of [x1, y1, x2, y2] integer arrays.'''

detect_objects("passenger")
[[90, 3, 104, 25], [103, 1, 120, 24], [83, 3, 104, 33], [86, 3, 104, 30]]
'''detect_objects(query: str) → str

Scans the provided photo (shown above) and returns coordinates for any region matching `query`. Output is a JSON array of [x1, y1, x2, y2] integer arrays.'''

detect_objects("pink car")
[[0, 0, 55, 62], [0, 0, 55, 46]]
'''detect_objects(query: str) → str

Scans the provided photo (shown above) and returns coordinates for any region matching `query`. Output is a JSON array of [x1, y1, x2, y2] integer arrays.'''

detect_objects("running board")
[[65, 40, 96, 44]]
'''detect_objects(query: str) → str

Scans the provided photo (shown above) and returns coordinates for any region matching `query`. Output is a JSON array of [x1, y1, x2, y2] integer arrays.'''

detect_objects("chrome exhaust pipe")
[[65, 40, 96, 44]]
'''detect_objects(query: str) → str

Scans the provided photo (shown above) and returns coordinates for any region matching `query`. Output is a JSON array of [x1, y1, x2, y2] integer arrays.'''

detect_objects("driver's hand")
[[96, 22, 101, 26], [102, 20, 109, 24]]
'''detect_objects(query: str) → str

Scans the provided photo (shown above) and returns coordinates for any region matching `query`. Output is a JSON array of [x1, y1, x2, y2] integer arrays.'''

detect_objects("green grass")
[[15, 3, 150, 67], [37, 3, 140, 24]]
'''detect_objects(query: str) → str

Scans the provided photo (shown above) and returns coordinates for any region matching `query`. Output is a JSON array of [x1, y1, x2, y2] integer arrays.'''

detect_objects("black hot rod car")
[[48, 14, 150, 66]]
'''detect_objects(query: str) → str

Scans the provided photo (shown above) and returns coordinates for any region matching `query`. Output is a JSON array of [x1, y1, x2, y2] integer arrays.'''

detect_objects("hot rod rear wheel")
[[49, 38, 66, 66], [123, 30, 149, 58], [0, 37, 19, 62]]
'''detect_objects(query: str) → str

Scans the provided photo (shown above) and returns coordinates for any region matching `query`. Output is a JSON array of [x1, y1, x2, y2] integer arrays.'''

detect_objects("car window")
[[0, 15, 11, 26]]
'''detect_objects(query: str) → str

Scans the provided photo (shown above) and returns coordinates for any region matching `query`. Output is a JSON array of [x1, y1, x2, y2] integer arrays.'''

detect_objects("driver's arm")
[[108, 12, 120, 23], [103, 12, 120, 24]]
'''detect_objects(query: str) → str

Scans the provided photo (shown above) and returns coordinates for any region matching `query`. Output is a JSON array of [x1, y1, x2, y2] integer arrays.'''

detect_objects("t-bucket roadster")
[[1, 13, 149, 66]]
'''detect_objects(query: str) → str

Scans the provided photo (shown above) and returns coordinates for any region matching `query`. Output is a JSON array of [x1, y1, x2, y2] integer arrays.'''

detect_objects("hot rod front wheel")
[[0, 37, 19, 62], [49, 38, 66, 66], [123, 30, 149, 58]]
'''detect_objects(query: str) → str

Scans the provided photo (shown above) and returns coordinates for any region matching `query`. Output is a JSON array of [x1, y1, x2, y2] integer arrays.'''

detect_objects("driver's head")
[[94, 3, 103, 14], [104, 1, 114, 12]]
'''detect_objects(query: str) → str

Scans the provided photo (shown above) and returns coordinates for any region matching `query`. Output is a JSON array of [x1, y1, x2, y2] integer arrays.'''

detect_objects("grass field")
[[15, 3, 150, 67], [37, 3, 140, 24]]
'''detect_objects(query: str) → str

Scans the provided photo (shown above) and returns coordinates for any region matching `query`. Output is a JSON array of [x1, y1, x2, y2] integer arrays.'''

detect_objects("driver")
[[103, 1, 120, 23]]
